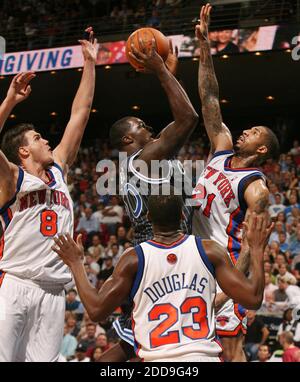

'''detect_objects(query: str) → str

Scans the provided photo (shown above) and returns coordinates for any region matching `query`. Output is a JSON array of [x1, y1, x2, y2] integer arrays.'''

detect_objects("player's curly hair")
[[1, 123, 35, 165]]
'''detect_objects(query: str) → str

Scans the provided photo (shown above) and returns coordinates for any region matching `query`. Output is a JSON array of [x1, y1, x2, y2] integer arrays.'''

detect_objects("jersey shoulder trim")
[[146, 234, 188, 249], [53, 162, 64, 177], [0, 167, 24, 215], [128, 149, 172, 184], [224, 157, 262, 172], [130, 245, 145, 300], [194, 236, 215, 278]]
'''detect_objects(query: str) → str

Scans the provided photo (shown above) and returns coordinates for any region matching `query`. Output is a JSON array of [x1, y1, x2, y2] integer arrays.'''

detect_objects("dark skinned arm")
[[195, 4, 233, 153], [129, 41, 198, 163], [215, 179, 269, 311], [52, 235, 138, 322], [204, 212, 273, 310]]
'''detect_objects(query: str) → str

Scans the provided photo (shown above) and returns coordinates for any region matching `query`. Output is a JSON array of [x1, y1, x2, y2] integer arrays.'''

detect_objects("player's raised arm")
[[0, 151, 19, 208], [205, 212, 273, 309], [196, 4, 232, 153], [129, 40, 198, 162], [53, 27, 97, 173], [0, 72, 35, 132], [52, 235, 137, 321]]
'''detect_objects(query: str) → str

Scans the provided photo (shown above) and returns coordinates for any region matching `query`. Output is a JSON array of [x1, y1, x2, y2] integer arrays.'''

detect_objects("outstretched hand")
[[243, 212, 274, 251], [129, 38, 165, 74], [79, 26, 98, 63], [195, 3, 212, 42], [52, 234, 85, 268], [6, 71, 36, 105]]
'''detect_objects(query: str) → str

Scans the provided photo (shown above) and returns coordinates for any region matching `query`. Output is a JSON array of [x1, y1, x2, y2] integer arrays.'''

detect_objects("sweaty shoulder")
[[244, 179, 269, 213], [117, 247, 138, 274], [201, 239, 228, 266]]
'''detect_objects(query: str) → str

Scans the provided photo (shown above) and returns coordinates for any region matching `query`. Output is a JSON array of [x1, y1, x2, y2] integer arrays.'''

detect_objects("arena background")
[[0, 0, 300, 363]]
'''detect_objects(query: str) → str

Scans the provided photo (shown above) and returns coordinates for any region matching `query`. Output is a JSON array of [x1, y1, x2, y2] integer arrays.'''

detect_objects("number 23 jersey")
[[130, 235, 222, 362], [0, 164, 73, 285]]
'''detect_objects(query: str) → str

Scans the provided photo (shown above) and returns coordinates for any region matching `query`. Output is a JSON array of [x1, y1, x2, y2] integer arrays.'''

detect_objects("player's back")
[[0, 163, 73, 286], [131, 234, 222, 362], [192, 150, 265, 264]]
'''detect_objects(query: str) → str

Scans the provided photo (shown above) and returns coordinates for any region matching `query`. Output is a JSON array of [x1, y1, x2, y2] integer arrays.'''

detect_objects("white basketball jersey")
[[130, 234, 222, 362], [192, 150, 265, 265], [0, 163, 73, 285]]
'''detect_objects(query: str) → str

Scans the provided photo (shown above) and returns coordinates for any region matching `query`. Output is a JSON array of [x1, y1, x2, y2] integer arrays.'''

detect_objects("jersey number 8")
[[40, 210, 58, 237]]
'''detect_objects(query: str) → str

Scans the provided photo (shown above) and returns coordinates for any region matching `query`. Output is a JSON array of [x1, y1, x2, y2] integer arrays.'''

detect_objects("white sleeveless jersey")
[[192, 150, 265, 265], [0, 163, 73, 285], [130, 234, 222, 362]]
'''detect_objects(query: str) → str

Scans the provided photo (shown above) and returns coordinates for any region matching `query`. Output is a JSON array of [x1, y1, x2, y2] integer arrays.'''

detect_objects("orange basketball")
[[125, 28, 170, 70]]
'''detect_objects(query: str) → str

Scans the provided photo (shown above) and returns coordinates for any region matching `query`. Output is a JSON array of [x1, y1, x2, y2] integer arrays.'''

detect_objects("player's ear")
[[122, 135, 133, 145], [19, 146, 30, 160], [257, 145, 267, 155]]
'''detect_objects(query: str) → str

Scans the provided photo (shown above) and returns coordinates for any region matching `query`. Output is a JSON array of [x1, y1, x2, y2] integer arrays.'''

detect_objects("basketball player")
[[104, 39, 198, 360], [52, 191, 273, 362], [193, 4, 280, 361], [0, 27, 97, 362]]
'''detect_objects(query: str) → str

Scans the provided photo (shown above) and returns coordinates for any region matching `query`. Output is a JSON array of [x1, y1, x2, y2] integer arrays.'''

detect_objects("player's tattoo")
[[254, 191, 269, 214], [198, 41, 223, 137]]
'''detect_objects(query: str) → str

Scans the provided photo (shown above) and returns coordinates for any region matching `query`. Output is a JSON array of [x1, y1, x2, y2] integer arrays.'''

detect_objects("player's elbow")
[[89, 307, 105, 322], [243, 295, 263, 310]]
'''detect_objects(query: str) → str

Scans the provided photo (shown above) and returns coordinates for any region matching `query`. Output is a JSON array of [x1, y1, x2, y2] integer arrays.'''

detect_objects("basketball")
[[125, 27, 170, 70]]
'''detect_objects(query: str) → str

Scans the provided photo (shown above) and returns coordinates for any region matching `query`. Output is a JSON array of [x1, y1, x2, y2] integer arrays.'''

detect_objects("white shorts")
[[0, 273, 65, 362], [216, 299, 247, 338]]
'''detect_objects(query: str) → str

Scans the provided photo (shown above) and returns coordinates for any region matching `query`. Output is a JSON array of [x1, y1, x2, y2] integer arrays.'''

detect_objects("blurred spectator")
[[79, 323, 97, 350], [245, 311, 270, 361], [90, 346, 103, 362], [69, 343, 90, 362], [147, 9, 161, 28], [97, 255, 114, 287], [277, 278, 300, 307], [116, 225, 128, 246], [76, 207, 100, 234], [88, 234, 105, 264], [101, 196, 124, 235], [60, 323, 78, 360], [279, 332, 300, 362], [252, 344, 271, 362], [289, 224, 300, 258], [65, 289, 84, 315], [107, 243, 123, 266], [275, 264, 297, 285], [263, 272, 278, 304], [269, 193, 286, 219], [277, 308, 300, 346], [65, 312, 81, 338], [285, 194, 300, 220]]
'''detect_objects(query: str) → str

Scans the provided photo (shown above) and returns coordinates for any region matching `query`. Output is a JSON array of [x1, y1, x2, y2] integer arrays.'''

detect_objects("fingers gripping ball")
[[126, 28, 169, 70]]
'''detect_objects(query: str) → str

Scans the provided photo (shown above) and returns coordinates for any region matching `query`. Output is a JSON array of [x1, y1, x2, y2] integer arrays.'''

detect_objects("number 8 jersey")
[[0, 164, 73, 286], [130, 234, 223, 362]]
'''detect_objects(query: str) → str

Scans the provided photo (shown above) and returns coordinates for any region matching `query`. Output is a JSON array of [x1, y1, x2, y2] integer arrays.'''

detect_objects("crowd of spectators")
[[56, 135, 300, 362], [0, 0, 185, 51]]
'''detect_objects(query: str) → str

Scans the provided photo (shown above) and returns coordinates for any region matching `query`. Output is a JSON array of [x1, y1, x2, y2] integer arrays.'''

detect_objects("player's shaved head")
[[148, 187, 183, 230], [110, 117, 133, 150], [1, 123, 35, 165]]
